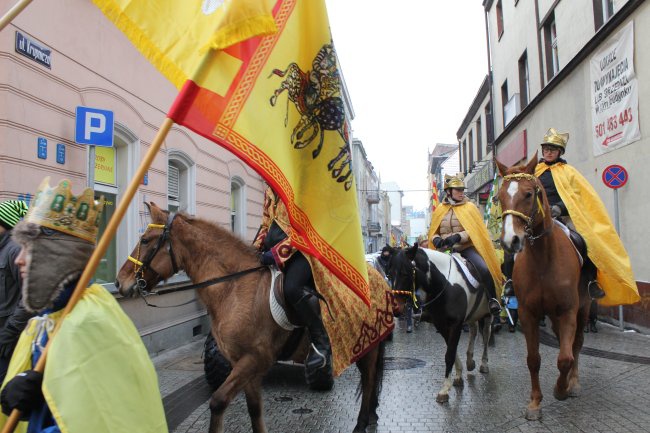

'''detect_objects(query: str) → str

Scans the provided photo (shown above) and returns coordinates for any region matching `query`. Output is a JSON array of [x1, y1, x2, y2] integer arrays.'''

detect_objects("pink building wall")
[[0, 0, 265, 351]]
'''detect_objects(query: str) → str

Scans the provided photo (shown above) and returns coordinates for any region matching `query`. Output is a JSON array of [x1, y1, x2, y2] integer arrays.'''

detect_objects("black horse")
[[387, 244, 493, 402]]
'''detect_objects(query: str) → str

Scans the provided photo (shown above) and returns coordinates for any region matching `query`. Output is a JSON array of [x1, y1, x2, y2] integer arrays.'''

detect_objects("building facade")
[[468, 0, 648, 325], [1, 1, 267, 354]]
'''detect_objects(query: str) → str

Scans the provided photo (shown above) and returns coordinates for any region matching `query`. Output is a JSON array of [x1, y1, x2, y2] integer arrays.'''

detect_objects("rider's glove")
[[551, 205, 562, 218], [1, 370, 44, 418], [259, 250, 276, 266], [432, 237, 444, 249], [443, 234, 462, 248]]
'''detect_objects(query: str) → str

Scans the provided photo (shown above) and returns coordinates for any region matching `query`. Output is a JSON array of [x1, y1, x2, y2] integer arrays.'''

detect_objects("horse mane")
[[180, 213, 258, 255]]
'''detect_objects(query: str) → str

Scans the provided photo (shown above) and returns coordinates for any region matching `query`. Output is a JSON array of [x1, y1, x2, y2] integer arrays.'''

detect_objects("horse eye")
[[140, 238, 150, 245], [525, 191, 533, 199]]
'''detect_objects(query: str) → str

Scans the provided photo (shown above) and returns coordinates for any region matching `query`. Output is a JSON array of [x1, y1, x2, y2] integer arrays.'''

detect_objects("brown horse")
[[496, 153, 590, 420], [115, 202, 386, 433]]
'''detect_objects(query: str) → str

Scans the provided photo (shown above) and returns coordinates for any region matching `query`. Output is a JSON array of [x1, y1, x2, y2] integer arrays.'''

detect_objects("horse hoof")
[[553, 385, 569, 401], [436, 393, 449, 403], [525, 407, 542, 421], [568, 383, 581, 397], [466, 360, 476, 371], [453, 377, 464, 387], [479, 365, 489, 374]]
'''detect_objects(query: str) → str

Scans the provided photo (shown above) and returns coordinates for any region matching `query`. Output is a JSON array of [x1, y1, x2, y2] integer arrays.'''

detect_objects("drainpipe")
[[484, 4, 497, 167]]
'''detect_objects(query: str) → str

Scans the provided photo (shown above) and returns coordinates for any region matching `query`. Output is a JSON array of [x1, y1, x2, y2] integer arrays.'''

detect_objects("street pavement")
[[153, 318, 650, 433]]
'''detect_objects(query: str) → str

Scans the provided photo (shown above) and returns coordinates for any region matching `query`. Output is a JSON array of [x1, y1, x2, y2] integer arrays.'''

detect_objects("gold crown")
[[25, 177, 104, 243], [444, 173, 465, 189], [541, 128, 569, 152]]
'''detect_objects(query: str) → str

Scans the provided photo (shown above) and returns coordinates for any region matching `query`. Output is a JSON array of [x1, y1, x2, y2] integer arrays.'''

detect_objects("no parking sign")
[[602, 164, 628, 189]]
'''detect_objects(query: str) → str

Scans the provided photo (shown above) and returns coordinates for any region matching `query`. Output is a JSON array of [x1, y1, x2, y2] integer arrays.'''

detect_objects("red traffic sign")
[[602, 164, 628, 189]]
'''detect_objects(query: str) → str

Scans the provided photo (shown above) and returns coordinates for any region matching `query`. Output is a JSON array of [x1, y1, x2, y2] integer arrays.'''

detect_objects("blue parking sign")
[[75, 106, 114, 147]]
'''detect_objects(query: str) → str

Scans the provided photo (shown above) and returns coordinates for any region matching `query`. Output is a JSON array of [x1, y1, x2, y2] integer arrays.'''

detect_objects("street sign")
[[602, 164, 628, 189], [75, 106, 114, 147]]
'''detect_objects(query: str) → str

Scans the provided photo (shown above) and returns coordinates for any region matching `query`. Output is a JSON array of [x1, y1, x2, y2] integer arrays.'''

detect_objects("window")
[[501, 80, 508, 128], [476, 117, 483, 160], [94, 125, 140, 288], [593, 0, 614, 30], [496, 0, 504, 39], [167, 150, 196, 214], [230, 177, 246, 237], [544, 15, 559, 80], [518, 50, 530, 109], [468, 130, 474, 170], [462, 139, 468, 174], [485, 103, 494, 145]]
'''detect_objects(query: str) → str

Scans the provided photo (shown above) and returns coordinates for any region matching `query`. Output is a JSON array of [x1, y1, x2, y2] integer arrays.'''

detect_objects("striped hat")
[[0, 200, 29, 229]]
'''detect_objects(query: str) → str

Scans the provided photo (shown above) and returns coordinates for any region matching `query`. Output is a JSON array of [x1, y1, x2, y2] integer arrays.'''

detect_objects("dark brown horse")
[[496, 153, 590, 420], [115, 202, 386, 433]]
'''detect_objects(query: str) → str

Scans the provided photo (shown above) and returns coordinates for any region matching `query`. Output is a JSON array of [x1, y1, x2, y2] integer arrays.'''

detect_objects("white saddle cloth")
[[451, 253, 480, 289]]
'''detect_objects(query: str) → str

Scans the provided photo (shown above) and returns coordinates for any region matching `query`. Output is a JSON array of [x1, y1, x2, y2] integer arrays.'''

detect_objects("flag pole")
[[1, 118, 174, 433], [0, 0, 33, 31]]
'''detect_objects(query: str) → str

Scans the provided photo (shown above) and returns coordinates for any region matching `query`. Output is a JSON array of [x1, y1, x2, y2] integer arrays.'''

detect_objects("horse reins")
[[415, 254, 453, 309], [128, 213, 266, 308], [501, 173, 551, 245]]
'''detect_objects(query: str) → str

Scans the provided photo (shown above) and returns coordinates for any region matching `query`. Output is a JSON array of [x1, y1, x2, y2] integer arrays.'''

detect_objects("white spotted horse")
[[387, 243, 493, 403]]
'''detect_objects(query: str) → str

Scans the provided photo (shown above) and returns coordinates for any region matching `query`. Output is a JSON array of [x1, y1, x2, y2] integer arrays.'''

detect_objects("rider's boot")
[[292, 291, 332, 372], [584, 258, 605, 299], [588, 280, 605, 299]]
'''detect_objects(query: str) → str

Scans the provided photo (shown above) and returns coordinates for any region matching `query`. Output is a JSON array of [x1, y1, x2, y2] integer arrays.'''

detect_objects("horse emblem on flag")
[[269, 43, 353, 191]]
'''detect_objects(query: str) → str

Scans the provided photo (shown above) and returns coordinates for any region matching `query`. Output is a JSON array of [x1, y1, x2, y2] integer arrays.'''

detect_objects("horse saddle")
[[450, 253, 481, 292], [268, 268, 307, 360], [553, 220, 585, 266]]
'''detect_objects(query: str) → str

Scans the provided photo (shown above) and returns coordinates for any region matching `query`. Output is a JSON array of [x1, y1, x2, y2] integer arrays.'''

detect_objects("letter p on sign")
[[75, 106, 114, 147]]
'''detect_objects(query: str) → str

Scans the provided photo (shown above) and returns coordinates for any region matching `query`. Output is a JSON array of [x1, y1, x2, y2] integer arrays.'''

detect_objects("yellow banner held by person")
[[92, 0, 370, 303]]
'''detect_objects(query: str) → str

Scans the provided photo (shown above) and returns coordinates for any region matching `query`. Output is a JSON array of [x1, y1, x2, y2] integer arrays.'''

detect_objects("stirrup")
[[489, 298, 502, 315], [306, 343, 328, 370], [588, 280, 605, 299], [503, 279, 514, 296]]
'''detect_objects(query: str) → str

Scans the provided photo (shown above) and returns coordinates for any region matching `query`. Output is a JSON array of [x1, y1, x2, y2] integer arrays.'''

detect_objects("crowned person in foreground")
[[504, 128, 637, 306], [428, 173, 503, 316], [0, 178, 167, 433]]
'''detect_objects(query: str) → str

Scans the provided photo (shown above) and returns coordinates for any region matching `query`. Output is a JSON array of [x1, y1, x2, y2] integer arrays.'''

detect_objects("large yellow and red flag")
[[92, 0, 370, 303]]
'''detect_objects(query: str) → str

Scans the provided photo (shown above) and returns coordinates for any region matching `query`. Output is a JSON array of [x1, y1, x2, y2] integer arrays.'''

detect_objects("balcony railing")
[[367, 222, 381, 232], [366, 191, 380, 204]]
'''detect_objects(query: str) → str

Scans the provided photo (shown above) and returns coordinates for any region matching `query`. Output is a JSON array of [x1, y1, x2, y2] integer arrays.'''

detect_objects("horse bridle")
[[128, 212, 180, 295], [501, 173, 549, 245]]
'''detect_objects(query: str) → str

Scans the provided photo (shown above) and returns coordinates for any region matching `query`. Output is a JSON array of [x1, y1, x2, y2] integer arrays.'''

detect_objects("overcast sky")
[[326, 1, 489, 210]]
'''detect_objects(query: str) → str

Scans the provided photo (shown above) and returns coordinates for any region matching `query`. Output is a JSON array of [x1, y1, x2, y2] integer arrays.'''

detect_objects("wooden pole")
[[0, 0, 33, 32], [1, 117, 174, 433]]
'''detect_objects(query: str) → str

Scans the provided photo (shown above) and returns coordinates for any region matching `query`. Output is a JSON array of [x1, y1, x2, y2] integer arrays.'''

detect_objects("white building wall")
[[486, 1, 650, 284]]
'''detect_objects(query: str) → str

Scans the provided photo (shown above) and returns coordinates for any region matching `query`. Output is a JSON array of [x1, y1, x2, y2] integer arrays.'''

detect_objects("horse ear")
[[524, 151, 539, 174], [496, 159, 509, 177], [147, 202, 166, 222], [405, 243, 418, 260]]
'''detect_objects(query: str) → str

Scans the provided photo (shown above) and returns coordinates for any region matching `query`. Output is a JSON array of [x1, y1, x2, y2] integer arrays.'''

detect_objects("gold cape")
[[0, 285, 168, 433], [427, 201, 504, 295], [535, 162, 639, 306]]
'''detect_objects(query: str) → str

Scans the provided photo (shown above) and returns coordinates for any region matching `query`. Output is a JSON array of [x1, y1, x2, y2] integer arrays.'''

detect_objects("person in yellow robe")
[[529, 128, 637, 306], [0, 178, 167, 433], [428, 174, 503, 316]]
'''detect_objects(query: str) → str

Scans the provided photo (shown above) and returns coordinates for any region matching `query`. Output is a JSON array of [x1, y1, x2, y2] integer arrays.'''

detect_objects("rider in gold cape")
[[427, 173, 504, 315], [531, 128, 638, 306], [0, 178, 167, 433]]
